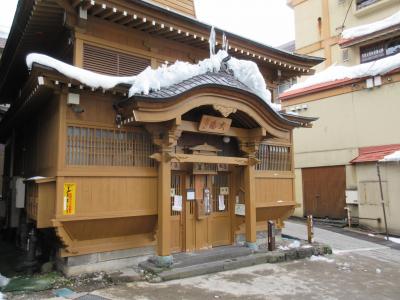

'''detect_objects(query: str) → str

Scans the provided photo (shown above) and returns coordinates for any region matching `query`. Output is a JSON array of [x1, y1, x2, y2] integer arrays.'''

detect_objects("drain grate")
[[75, 295, 110, 300]]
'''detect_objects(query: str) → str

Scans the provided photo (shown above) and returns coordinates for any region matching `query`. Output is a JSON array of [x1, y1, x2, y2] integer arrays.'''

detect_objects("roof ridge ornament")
[[209, 26, 216, 56]]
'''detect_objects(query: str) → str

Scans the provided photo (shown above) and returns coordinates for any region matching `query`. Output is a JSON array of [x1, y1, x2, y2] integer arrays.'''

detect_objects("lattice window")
[[66, 126, 155, 167], [256, 144, 292, 171]]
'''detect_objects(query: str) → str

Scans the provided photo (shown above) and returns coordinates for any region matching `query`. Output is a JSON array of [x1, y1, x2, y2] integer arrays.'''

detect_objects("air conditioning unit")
[[346, 190, 358, 204]]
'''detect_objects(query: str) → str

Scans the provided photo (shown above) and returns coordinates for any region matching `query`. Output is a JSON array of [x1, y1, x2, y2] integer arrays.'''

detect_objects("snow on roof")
[[341, 11, 400, 40], [381, 150, 400, 162], [285, 52, 400, 93], [26, 50, 279, 110]]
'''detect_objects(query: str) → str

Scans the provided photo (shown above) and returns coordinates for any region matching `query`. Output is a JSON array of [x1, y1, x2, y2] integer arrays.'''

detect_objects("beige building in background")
[[282, 0, 400, 235]]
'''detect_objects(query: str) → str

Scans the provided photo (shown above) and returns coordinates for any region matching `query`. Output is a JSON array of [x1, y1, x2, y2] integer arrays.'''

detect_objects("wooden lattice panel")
[[66, 126, 155, 167]]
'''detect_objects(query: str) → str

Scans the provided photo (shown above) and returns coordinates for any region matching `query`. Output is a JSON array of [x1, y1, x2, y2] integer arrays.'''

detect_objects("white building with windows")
[[281, 0, 400, 235]]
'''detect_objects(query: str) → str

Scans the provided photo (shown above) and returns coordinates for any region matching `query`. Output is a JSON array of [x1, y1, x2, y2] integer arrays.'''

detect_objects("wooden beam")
[[55, 0, 77, 16], [168, 153, 249, 166]]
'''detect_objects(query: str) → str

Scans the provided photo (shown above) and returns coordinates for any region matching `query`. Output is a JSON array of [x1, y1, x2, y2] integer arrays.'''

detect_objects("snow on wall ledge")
[[341, 11, 400, 40], [286, 52, 400, 93], [26, 51, 279, 110]]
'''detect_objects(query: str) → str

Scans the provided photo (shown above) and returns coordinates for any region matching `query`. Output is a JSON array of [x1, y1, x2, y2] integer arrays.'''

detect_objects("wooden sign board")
[[199, 115, 232, 134], [63, 183, 76, 215]]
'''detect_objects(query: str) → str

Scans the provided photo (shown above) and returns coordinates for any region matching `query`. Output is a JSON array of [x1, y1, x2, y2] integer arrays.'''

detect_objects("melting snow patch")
[[368, 233, 375, 237], [288, 240, 301, 249], [287, 52, 400, 92], [26, 50, 278, 110], [342, 11, 400, 40], [376, 268, 382, 274], [387, 236, 400, 244], [0, 274, 9, 288], [0, 291, 5, 300], [278, 245, 289, 251], [309, 255, 334, 263]]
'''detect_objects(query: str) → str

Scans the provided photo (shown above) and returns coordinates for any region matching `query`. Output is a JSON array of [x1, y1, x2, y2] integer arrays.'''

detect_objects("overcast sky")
[[0, 0, 294, 46]]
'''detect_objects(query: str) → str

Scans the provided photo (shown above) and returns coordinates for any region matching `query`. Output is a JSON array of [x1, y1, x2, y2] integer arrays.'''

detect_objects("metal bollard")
[[268, 220, 275, 251], [307, 215, 314, 244]]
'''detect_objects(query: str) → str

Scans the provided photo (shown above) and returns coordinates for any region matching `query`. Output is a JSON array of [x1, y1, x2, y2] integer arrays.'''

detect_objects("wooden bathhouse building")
[[0, 0, 322, 271]]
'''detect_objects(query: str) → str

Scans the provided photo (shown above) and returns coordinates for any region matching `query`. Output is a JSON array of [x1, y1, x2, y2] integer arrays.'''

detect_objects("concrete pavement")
[[9, 220, 400, 300]]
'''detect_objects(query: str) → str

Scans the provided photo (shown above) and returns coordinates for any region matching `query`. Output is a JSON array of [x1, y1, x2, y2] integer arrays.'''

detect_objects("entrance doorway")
[[170, 170, 232, 252], [302, 166, 346, 219]]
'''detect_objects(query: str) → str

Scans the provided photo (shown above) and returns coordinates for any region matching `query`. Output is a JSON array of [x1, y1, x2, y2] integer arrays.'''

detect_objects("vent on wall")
[[83, 44, 151, 76]]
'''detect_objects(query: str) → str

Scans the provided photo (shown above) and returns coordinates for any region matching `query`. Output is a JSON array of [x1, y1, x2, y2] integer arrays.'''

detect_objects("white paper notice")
[[172, 195, 182, 211], [187, 190, 195, 200], [235, 203, 245, 216], [218, 195, 225, 211]]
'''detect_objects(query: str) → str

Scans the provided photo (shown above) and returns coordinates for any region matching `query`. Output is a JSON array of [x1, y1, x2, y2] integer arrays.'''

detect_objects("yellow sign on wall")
[[63, 183, 76, 215]]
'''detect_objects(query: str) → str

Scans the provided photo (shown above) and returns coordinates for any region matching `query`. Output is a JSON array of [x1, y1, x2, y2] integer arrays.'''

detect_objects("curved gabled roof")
[[117, 71, 312, 128], [129, 71, 253, 100]]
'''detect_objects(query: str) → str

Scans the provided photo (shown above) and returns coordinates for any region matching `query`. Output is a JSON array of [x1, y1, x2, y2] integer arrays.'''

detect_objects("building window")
[[356, 0, 380, 10], [386, 38, 400, 56], [360, 38, 400, 63], [256, 144, 292, 171], [66, 126, 155, 167]]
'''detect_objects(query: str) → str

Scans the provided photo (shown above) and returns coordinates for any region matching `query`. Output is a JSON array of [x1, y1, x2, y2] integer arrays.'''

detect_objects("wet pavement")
[[5, 220, 400, 299]]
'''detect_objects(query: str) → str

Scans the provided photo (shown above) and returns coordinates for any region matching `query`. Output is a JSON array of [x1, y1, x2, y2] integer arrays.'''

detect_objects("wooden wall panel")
[[149, 0, 196, 16], [255, 177, 294, 206], [57, 176, 157, 219], [63, 215, 157, 240], [13, 95, 60, 177], [66, 93, 120, 126], [210, 215, 231, 247]]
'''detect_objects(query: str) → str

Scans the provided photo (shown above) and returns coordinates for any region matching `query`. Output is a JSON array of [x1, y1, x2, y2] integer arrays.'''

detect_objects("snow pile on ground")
[[26, 50, 277, 109], [380, 150, 400, 162], [0, 274, 9, 288], [288, 240, 301, 248], [0, 291, 6, 300], [387, 236, 400, 244], [309, 255, 334, 263], [342, 11, 400, 40], [286, 52, 400, 92], [278, 239, 301, 250]]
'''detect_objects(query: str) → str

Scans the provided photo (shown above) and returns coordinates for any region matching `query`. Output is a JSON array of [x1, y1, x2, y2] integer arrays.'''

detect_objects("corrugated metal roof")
[[351, 144, 400, 163]]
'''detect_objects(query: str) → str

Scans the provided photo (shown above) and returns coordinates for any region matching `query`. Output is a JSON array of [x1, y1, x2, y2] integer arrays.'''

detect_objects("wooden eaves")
[[0, 0, 324, 104]]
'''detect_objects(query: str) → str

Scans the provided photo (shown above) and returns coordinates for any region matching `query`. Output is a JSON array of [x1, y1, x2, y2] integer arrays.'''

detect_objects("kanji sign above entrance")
[[199, 115, 232, 134]]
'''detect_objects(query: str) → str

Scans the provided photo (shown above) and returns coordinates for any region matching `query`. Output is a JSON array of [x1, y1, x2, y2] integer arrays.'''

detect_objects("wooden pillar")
[[244, 162, 256, 246], [147, 122, 182, 265], [157, 149, 172, 257], [239, 136, 262, 250]]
